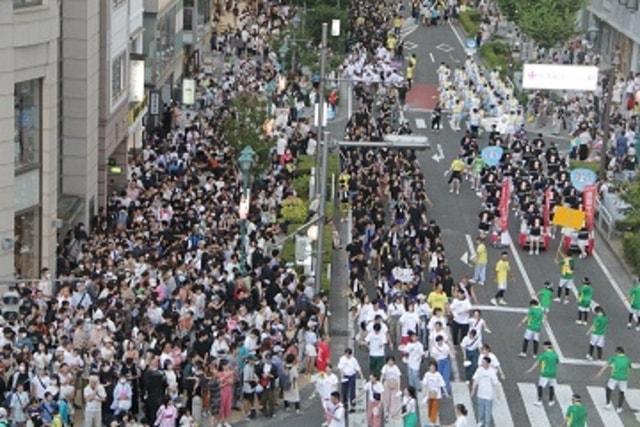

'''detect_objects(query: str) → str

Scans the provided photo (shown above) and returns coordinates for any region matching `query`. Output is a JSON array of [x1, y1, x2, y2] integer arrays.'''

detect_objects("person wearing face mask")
[[111, 376, 133, 417]]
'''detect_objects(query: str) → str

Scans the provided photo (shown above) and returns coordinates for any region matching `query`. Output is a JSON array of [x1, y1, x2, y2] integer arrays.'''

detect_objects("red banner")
[[499, 178, 510, 231], [583, 184, 597, 231], [543, 189, 552, 229]]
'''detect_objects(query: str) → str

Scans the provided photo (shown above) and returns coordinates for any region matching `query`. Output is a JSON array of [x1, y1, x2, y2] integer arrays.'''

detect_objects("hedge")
[[459, 9, 482, 37], [479, 41, 510, 73]]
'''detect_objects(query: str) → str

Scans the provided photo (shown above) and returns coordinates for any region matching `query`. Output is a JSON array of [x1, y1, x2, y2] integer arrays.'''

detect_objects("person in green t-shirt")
[[563, 394, 587, 427], [518, 299, 544, 358], [555, 252, 574, 304], [576, 277, 593, 325], [526, 341, 559, 406], [538, 282, 553, 313], [627, 279, 640, 330], [595, 346, 632, 414], [587, 306, 608, 361]]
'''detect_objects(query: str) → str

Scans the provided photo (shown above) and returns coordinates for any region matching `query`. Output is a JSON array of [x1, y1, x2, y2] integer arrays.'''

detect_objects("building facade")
[[143, 0, 185, 109], [0, 0, 60, 279], [584, 0, 640, 74]]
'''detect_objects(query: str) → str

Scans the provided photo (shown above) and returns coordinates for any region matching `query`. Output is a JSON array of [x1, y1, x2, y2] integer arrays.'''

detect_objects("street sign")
[[522, 64, 599, 92], [149, 90, 160, 115]]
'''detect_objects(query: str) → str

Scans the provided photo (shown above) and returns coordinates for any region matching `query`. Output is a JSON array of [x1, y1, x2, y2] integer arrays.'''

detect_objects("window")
[[13, 0, 43, 9], [14, 208, 40, 279], [113, 0, 126, 9], [14, 79, 41, 171], [111, 51, 127, 104]]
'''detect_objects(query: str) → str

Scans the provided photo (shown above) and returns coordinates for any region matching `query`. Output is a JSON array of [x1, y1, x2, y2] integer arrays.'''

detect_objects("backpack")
[[279, 369, 292, 391]]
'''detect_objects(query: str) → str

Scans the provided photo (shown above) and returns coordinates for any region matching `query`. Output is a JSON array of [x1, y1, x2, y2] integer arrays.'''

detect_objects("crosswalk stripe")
[[451, 382, 476, 423], [493, 382, 515, 427], [624, 389, 640, 423], [518, 383, 552, 427], [587, 386, 625, 427], [418, 389, 427, 424], [415, 118, 426, 129], [555, 384, 586, 426]]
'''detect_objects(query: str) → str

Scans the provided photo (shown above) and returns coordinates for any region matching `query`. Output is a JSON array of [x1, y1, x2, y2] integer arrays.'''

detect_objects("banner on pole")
[[499, 178, 510, 231], [583, 184, 597, 231]]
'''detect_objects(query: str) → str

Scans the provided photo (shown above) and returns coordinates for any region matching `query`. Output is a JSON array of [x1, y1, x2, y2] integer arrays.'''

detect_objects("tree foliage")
[[220, 93, 271, 168], [496, 0, 586, 49]]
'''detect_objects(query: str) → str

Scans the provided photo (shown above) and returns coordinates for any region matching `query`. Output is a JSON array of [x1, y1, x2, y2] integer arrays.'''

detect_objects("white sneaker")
[[627, 322, 632, 329], [636, 326, 640, 332], [586, 354, 593, 360], [563, 299, 570, 305], [529, 250, 534, 255], [490, 298, 497, 306], [553, 297, 561, 302], [616, 407, 623, 414], [456, 189, 460, 195], [499, 299, 507, 305], [518, 352, 527, 358], [549, 400, 556, 407], [604, 403, 613, 410], [449, 188, 454, 193], [575, 320, 583, 325], [533, 401, 542, 407]]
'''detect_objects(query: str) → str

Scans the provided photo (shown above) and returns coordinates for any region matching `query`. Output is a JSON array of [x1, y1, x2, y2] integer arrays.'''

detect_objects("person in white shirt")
[[446, 403, 472, 427], [324, 391, 346, 427], [416, 294, 432, 348], [337, 348, 362, 412], [312, 365, 339, 410], [480, 344, 506, 380], [380, 356, 402, 420], [461, 329, 482, 382], [468, 309, 492, 345], [449, 290, 472, 346], [403, 332, 425, 392], [83, 375, 107, 427], [365, 323, 387, 378], [387, 297, 405, 344], [422, 361, 447, 426], [472, 356, 500, 427], [399, 302, 420, 344], [431, 335, 453, 395], [364, 374, 384, 403]]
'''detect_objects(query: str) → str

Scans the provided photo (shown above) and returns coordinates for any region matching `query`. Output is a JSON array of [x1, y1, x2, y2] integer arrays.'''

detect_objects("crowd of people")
[[1, 1, 344, 427]]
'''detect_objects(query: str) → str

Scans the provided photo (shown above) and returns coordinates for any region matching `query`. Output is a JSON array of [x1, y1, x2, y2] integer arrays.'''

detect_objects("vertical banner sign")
[[499, 178, 510, 231], [149, 90, 160, 115], [543, 189, 552, 229], [182, 79, 196, 105], [583, 184, 597, 230]]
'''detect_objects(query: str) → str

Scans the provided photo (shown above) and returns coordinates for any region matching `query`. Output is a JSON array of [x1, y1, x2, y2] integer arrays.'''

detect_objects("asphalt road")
[[402, 17, 640, 427]]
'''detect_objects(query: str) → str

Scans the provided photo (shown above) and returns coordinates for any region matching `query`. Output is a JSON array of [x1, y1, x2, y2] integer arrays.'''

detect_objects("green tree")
[[496, 0, 522, 22], [517, 0, 586, 48], [220, 93, 272, 169]]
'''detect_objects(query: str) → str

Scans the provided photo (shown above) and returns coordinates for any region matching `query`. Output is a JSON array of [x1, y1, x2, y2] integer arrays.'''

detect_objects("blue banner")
[[481, 146, 503, 167], [570, 168, 597, 192]]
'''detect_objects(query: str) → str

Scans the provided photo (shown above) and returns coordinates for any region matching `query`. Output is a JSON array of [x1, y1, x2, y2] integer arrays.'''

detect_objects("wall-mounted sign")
[[129, 59, 145, 103], [182, 78, 195, 105], [149, 90, 160, 115]]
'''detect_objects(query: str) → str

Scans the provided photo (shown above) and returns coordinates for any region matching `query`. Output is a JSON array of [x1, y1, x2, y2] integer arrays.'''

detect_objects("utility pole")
[[314, 23, 329, 199], [600, 66, 615, 178], [314, 129, 330, 291]]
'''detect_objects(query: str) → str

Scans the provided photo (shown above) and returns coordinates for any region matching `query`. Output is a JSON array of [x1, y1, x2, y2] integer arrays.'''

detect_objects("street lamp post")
[[237, 145, 256, 275]]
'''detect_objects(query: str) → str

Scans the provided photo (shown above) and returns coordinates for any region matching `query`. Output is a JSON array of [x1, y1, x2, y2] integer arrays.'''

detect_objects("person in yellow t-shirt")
[[427, 283, 449, 313], [387, 33, 397, 53], [471, 236, 488, 285], [393, 15, 403, 36], [491, 251, 512, 306], [447, 156, 466, 195]]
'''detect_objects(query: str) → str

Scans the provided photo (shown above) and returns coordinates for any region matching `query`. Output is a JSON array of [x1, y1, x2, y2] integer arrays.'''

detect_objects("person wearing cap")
[[595, 346, 632, 413], [526, 341, 559, 407], [519, 299, 545, 358], [563, 394, 587, 427], [576, 277, 593, 326], [587, 305, 608, 361]]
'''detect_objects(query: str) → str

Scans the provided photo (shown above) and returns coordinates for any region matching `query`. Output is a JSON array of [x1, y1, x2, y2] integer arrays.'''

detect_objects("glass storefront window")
[[14, 80, 41, 171], [155, 6, 177, 81], [14, 208, 40, 279], [13, 0, 43, 9]]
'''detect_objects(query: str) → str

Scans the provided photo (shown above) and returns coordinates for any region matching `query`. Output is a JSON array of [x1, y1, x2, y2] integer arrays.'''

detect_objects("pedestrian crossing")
[[347, 379, 640, 426]]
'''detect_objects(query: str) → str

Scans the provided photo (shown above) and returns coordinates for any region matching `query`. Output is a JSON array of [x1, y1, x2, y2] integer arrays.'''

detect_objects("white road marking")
[[494, 382, 516, 427], [432, 153, 442, 163], [437, 144, 444, 160], [452, 382, 476, 423], [471, 305, 528, 314], [465, 234, 476, 258], [624, 389, 640, 422], [587, 386, 625, 427], [555, 384, 586, 426], [435, 43, 454, 53], [507, 232, 567, 362], [448, 21, 471, 55], [593, 250, 631, 311], [429, 52, 435, 63], [415, 118, 426, 129], [518, 383, 553, 427], [349, 379, 368, 427]]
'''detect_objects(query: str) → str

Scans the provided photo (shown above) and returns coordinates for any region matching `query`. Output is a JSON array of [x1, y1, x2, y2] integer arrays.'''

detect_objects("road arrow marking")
[[460, 251, 469, 266]]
